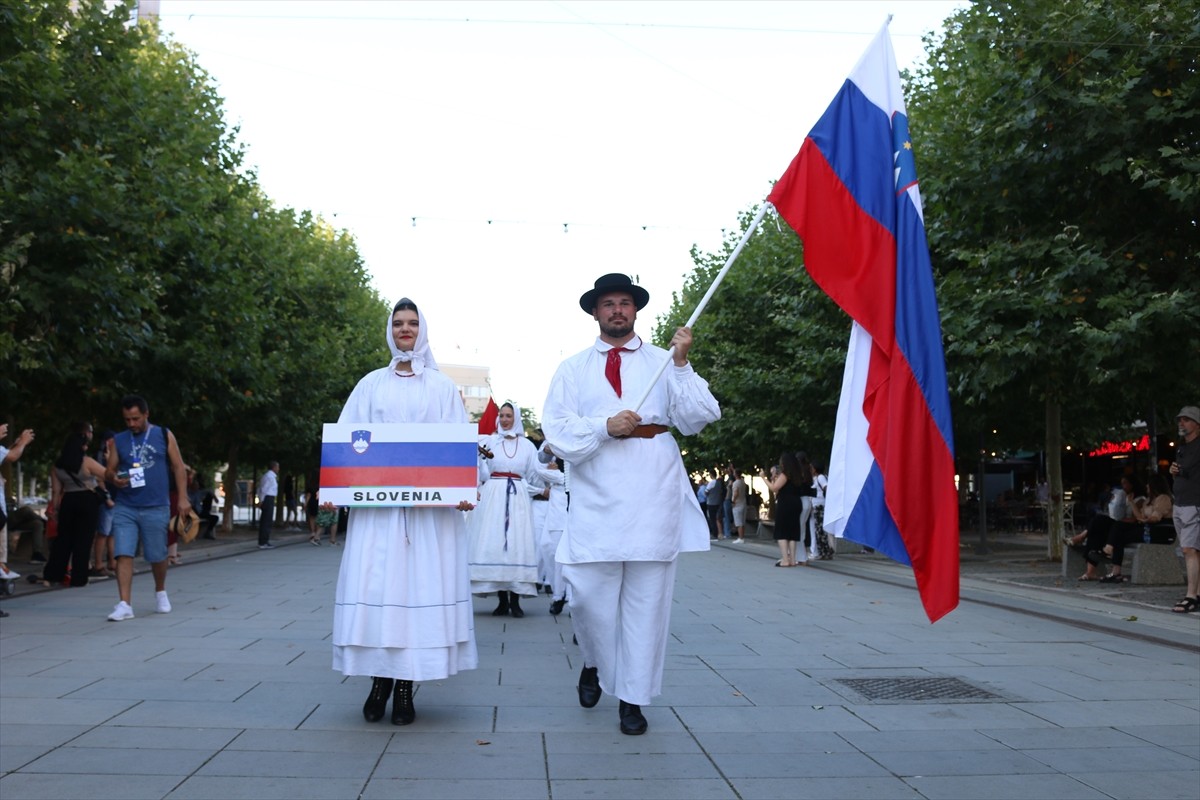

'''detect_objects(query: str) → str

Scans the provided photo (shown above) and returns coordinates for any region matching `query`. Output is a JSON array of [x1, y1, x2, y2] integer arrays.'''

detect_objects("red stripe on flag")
[[319, 466, 478, 489]]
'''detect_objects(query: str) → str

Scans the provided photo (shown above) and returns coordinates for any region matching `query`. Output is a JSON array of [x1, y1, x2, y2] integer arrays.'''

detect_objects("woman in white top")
[[467, 401, 541, 617], [330, 298, 478, 727]]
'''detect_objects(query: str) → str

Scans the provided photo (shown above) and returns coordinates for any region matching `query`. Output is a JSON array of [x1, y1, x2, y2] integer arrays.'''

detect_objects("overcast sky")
[[156, 0, 966, 418]]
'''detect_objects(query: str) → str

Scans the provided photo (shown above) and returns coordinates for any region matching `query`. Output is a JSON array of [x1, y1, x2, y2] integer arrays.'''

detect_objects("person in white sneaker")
[[1, 422, 36, 586], [104, 395, 190, 621]]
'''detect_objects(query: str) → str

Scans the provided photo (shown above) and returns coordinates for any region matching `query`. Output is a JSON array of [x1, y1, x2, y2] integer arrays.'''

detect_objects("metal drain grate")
[[835, 677, 1002, 702]]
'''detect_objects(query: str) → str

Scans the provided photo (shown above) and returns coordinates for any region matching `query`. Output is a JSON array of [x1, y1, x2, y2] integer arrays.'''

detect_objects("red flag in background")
[[477, 396, 499, 435]]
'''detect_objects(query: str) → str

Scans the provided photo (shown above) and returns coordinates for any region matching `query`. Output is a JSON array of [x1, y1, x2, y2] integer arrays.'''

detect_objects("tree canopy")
[[1, 0, 385, 494], [657, 0, 1198, 497]]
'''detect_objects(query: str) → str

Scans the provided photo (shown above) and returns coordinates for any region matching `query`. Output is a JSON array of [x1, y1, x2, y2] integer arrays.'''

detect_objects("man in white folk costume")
[[542, 273, 720, 735]]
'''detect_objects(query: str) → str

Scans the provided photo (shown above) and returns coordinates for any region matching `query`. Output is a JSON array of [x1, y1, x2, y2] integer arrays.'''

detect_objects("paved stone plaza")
[[1, 533, 1197, 799]]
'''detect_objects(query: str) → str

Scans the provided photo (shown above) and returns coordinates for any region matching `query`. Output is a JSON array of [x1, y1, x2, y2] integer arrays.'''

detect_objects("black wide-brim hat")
[[579, 273, 650, 313]]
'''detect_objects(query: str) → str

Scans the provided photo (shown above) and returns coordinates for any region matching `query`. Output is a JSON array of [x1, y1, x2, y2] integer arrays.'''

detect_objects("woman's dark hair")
[[780, 450, 813, 486], [393, 298, 418, 315], [500, 402, 515, 413], [55, 432, 88, 475]]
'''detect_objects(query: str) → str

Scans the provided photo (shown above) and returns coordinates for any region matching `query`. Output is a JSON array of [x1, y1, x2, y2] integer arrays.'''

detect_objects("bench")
[[1062, 542, 1184, 585]]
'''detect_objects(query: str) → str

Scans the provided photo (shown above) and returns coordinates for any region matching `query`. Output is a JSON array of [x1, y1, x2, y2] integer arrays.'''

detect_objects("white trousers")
[[562, 559, 676, 706], [542, 528, 566, 600]]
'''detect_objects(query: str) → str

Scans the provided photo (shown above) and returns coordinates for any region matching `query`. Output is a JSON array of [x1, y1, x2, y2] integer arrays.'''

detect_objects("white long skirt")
[[467, 476, 539, 596], [332, 506, 478, 681]]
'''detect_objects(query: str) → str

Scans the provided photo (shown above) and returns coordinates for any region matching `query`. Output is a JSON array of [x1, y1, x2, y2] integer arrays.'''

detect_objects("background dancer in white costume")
[[468, 401, 541, 617], [542, 273, 720, 735], [536, 443, 569, 614], [328, 298, 477, 726]]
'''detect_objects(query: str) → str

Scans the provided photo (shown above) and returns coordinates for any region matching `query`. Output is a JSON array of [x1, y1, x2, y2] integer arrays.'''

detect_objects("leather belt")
[[622, 424, 670, 439]]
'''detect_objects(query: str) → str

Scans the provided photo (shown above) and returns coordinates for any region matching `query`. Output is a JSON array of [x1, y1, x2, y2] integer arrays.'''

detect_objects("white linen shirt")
[[542, 335, 720, 563]]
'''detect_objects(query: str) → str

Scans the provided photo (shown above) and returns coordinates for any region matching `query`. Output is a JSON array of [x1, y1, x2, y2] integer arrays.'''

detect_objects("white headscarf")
[[386, 298, 439, 374], [498, 400, 524, 439]]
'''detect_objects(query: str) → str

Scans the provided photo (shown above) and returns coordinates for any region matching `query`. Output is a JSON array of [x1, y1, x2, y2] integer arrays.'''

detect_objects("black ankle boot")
[[392, 679, 415, 725], [492, 591, 510, 616], [509, 593, 524, 618], [363, 677, 394, 722]]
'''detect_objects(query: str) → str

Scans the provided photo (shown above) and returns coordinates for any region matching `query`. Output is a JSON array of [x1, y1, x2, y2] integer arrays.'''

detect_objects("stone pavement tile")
[[870, 747, 1056, 776], [383, 731, 542, 755], [360, 778, 549, 799], [551, 778, 737, 799], [144, 645, 311, 666], [109, 698, 316, 729], [979, 725, 1156, 750], [375, 748, 546, 780], [660, 667, 737, 687], [710, 750, 892, 779], [719, 671, 849, 707], [1118, 723, 1200, 759], [415, 681, 573, 707], [653, 684, 756, 707], [167, 775, 367, 799], [1, 745, 54, 773], [300, 701, 495, 732], [694, 730, 859, 754], [68, 677, 257, 703], [197, 749, 381, 778], [29, 659, 211, 680], [497, 703, 686, 734], [684, 653, 849, 670], [19, 743, 212, 775], [1074, 769, 1200, 800], [186, 661, 333, 683], [674, 705, 874, 733], [838, 729, 1011, 752], [1013, 699, 1199, 727], [548, 752, 719, 780], [906, 773, 1108, 799], [0, 772, 181, 800], [1022, 744, 1199, 773], [71, 726, 241, 751], [823, 651, 999, 669], [545, 731, 701, 754], [230, 728, 393, 753], [0, 723, 89, 748], [0, 698, 137, 726], [847, 702, 1055, 731], [734, 775, 924, 800], [0, 676, 99, 698], [0, 658, 67, 677]]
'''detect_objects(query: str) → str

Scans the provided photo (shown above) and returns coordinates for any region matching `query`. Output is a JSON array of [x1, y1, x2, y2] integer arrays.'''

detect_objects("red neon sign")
[[1088, 434, 1150, 457]]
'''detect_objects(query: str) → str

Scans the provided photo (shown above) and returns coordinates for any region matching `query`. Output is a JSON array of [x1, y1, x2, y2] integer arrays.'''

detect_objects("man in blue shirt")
[[104, 395, 191, 621]]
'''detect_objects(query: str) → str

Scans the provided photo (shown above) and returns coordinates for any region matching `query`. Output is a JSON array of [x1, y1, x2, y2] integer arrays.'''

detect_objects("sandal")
[[309, 537, 322, 546], [1172, 596, 1199, 613], [1077, 574, 1098, 582], [1098, 573, 1126, 583]]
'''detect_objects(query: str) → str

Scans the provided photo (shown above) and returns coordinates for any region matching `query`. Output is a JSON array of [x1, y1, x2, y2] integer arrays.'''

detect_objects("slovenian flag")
[[767, 21, 959, 622]]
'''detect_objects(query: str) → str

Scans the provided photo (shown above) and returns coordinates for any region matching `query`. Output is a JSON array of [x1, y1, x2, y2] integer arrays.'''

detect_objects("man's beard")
[[599, 319, 633, 339]]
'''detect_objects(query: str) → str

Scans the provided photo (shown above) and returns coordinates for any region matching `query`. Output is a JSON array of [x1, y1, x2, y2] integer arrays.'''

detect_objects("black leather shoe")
[[549, 598, 566, 615], [577, 666, 601, 708], [363, 677, 393, 722], [619, 700, 647, 735], [509, 594, 524, 618], [392, 679, 415, 725], [492, 591, 510, 616]]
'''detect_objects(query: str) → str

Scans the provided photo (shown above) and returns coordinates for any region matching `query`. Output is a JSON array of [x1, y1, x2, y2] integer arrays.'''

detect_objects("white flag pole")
[[632, 201, 774, 412]]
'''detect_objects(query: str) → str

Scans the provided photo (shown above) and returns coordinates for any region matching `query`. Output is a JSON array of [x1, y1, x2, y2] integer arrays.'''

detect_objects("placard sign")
[[319, 423, 477, 507]]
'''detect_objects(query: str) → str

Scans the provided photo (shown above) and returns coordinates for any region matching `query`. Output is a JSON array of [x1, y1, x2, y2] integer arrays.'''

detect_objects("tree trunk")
[[222, 442, 239, 534], [1046, 398, 1063, 560]]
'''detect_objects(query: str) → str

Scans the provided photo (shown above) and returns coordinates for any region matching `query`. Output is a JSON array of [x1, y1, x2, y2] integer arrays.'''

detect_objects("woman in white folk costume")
[[329, 298, 477, 726], [468, 401, 541, 617]]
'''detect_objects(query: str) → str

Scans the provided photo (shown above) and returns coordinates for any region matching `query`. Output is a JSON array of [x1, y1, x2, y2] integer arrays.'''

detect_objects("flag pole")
[[632, 201, 774, 412]]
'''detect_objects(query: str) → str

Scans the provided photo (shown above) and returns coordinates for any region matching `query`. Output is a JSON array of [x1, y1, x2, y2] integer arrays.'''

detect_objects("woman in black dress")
[[766, 451, 814, 567]]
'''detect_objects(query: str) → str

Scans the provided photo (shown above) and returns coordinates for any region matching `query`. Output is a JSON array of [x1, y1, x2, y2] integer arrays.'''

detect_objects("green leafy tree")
[[908, 0, 1200, 555]]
